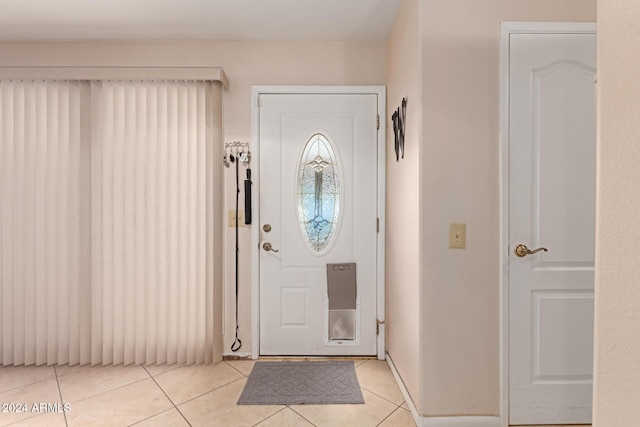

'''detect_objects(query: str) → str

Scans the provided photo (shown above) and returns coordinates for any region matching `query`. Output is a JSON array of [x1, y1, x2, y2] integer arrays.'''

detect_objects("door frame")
[[250, 86, 386, 360], [499, 22, 597, 426]]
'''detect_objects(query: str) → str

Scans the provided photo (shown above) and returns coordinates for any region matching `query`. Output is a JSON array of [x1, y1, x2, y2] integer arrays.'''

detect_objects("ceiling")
[[0, 0, 402, 42]]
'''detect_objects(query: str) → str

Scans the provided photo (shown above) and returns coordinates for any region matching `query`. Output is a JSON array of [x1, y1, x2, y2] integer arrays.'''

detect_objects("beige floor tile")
[[143, 363, 184, 377], [0, 379, 61, 426], [290, 388, 397, 427], [178, 378, 283, 427], [65, 378, 172, 427], [224, 360, 256, 377], [379, 407, 416, 427], [354, 359, 369, 367], [255, 407, 314, 427], [132, 408, 189, 426], [55, 364, 92, 377], [356, 360, 405, 405], [401, 402, 409, 411], [5, 412, 67, 427], [57, 364, 149, 403], [0, 366, 55, 393], [154, 361, 243, 404]]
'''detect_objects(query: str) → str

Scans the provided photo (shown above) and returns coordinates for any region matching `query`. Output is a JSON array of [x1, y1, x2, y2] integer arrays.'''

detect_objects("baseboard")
[[385, 353, 502, 427], [385, 353, 421, 425], [419, 416, 501, 427], [222, 351, 252, 360]]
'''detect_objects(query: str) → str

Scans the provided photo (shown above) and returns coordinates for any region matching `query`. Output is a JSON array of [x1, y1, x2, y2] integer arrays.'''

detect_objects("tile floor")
[[0, 358, 415, 427], [0, 358, 596, 427]]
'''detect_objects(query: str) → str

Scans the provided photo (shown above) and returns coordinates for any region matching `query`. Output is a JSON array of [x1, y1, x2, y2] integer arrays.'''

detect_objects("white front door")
[[508, 32, 596, 424], [258, 92, 380, 356]]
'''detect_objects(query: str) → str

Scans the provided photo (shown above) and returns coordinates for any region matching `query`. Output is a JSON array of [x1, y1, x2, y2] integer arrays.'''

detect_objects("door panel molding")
[[250, 86, 386, 360], [499, 22, 596, 427]]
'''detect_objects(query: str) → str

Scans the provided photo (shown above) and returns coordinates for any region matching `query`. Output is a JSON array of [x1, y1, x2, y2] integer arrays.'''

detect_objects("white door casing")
[[252, 87, 385, 358], [506, 28, 596, 424]]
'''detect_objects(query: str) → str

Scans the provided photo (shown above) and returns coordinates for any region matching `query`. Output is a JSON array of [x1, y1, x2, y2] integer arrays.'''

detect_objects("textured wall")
[[594, 0, 640, 424], [385, 0, 421, 407]]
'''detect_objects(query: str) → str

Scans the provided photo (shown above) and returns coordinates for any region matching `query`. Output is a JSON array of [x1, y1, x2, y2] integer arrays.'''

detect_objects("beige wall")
[[0, 40, 388, 354], [418, 0, 596, 417], [386, 0, 421, 406], [594, 0, 640, 424]]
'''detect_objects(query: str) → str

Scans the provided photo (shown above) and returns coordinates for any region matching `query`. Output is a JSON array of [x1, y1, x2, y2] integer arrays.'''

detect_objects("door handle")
[[262, 242, 279, 253], [514, 244, 548, 257]]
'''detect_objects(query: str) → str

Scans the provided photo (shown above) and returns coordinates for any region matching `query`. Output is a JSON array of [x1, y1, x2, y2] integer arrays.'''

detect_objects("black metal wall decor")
[[392, 97, 407, 161]]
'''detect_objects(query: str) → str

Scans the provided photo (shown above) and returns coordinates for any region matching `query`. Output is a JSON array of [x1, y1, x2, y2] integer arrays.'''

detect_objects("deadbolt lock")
[[263, 224, 272, 232]]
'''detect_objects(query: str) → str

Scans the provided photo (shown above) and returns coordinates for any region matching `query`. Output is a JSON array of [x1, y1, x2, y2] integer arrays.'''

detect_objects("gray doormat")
[[237, 361, 365, 405]]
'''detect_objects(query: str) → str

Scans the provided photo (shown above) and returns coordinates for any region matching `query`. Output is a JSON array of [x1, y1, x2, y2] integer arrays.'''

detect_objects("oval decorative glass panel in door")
[[296, 133, 341, 252]]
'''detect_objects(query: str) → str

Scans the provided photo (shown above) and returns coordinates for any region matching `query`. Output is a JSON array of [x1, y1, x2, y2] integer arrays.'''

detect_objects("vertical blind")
[[1, 80, 92, 366], [0, 79, 219, 366]]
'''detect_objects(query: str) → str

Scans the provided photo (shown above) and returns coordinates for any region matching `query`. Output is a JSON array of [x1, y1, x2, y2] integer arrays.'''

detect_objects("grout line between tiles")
[[171, 376, 246, 408], [287, 405, 319, 427], [141, 365, 192, 427], [62, 377, 150, 406], [223, 360, 250, 378], [249, 406, 288, 427], [126, 407, 182, 427], [55, 365, 92, 378], [359, 385, 404, 409], [0, 376, 57, 395], [356, 359, 371, 368], [375, 406, 407, 427], [53, 365, 69, 427], [55, 364, 152, 405], [143, 364, 184, 377]]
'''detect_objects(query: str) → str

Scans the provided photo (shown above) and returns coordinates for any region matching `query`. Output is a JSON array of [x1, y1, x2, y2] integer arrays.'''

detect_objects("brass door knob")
[[514, 244, 548, 257], [262, 242, 279, 253]]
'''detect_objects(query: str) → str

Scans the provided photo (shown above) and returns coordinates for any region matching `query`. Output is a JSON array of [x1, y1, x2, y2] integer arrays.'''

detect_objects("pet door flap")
[[327, 263, 356, 340]]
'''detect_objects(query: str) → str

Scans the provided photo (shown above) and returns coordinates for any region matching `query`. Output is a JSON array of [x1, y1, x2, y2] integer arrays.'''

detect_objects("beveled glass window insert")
[[296, 133, 341, 252]]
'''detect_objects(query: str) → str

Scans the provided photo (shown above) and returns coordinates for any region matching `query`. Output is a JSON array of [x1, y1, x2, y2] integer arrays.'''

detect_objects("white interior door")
[[508, 32, 596, 424], [259, 92, 379, 356]]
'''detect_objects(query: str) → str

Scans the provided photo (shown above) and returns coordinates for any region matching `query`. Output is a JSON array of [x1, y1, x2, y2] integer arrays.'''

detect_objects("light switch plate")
[[449, 223, 466, 249]]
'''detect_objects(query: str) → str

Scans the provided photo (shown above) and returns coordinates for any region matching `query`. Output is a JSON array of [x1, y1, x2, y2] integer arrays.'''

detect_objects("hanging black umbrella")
[[244, 168, 252, 225]]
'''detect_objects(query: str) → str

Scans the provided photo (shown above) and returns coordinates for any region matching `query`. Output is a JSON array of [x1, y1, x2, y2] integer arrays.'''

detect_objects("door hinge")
[[376, 319, 385, 335], [376, 114, 380, 130], [258, 97, 262, 107], [376, 218, 380, 233]]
